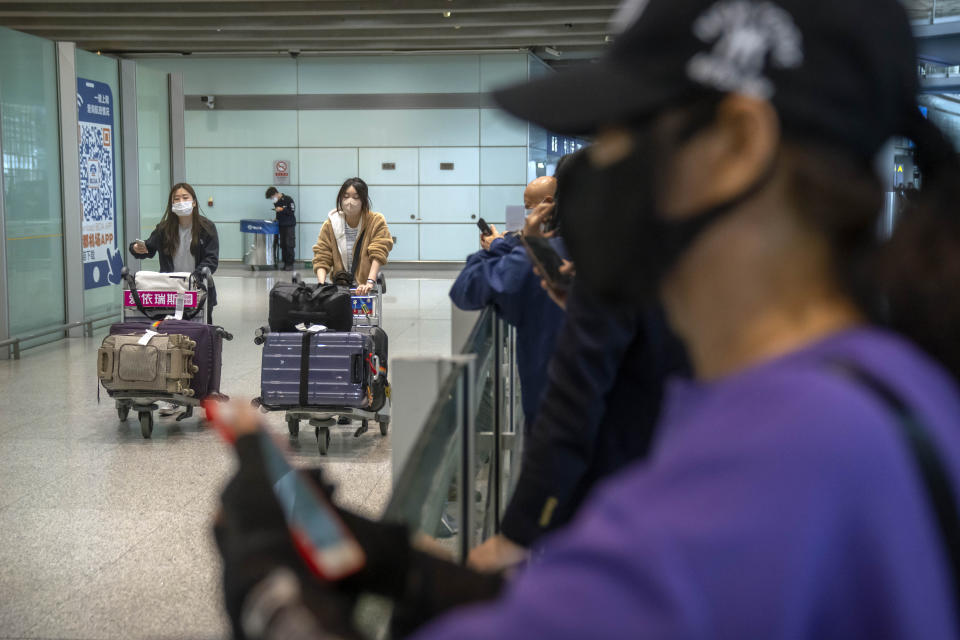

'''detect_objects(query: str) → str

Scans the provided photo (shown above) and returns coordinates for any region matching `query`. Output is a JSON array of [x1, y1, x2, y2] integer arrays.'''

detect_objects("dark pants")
[[279, 225, 296, 267]]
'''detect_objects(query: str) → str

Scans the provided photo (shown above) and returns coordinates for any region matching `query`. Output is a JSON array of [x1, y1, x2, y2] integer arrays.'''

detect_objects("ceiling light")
[[544, 46, 561, 58], [443, 10, 452, 18], [605, 35, 614, 43], [454, 24, 462, 30]]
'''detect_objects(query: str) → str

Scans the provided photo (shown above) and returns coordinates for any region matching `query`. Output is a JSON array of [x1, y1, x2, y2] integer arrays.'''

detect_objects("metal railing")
[[0, 310, 121, 359], [383, 306, 524, 562]]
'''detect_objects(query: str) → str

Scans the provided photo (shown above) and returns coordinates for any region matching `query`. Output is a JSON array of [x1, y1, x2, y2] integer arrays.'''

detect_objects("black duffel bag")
[[268, 280, 352, 332]]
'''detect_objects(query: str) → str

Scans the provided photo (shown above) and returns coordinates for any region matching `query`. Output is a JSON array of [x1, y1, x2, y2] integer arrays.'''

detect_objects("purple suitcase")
[[109, 320, 228, 399], [260, 331, 377, 409]]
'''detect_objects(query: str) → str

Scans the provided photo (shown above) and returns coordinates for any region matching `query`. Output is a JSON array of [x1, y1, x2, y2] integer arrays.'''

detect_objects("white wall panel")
[[217, 223, 244, 261], [186, 110, 297, 148], [418, 186, 479, 223], [419, 224, 481, 261], [298, 186, 341, 223], [190, 185, 300, 224], [480, 108, 527, 147], [299, 223, 324, 262], [479, 186, 524, 224], [138, 57, 298, 95], [299, 109, 479, 147], [367, 186, 418, 224], [480, 53, 528, 92], [385, 223, 420, 261], [419, 148, 479, 185], [359, 148, 418, 185], [480, 147, 527, 185], [299, 148, 358, 185], [298, 55, 480, 94], [186, 147, 299, 185]]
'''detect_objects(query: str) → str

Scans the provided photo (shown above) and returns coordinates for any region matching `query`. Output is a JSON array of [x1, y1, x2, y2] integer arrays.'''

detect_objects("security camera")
[[288, 50, 301, 59], [200, 95, 215, 110]]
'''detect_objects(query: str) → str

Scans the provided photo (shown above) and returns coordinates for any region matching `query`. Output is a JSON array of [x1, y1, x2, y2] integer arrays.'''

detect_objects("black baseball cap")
[[495, 0, 920, 159]]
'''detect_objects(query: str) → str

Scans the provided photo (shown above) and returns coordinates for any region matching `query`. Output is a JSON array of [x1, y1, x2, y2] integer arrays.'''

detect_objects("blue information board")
[[78, 78, 121, 289]]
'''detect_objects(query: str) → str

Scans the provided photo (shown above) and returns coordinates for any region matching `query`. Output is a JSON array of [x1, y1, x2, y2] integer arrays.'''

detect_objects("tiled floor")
[[0, 264, 459, 640]]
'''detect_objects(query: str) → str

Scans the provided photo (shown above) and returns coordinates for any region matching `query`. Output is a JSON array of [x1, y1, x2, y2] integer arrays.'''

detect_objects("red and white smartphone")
[[205, 400, 366, 581]]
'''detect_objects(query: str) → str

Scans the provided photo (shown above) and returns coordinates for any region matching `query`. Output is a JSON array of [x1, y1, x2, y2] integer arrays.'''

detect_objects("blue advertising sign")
[[78, 78, 122, 289]]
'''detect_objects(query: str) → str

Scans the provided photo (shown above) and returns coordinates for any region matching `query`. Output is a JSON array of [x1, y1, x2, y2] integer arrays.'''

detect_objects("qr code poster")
[[78, 78, 122, 290]]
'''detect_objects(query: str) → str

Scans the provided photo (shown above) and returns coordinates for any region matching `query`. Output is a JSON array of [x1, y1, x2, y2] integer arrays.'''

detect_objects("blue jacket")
[[449, 235, 566, 426]]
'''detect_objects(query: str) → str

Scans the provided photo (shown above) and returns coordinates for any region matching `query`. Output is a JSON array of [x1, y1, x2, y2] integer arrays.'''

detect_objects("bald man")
[[451, 176, 566, 427], [481, 176, 556, 250]]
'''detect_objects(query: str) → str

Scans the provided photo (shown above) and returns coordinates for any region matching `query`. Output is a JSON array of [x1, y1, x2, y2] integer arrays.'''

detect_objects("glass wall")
[[0, 26, 65, 342], [76, 50, 124, 319], [135, 65, 170, 272]]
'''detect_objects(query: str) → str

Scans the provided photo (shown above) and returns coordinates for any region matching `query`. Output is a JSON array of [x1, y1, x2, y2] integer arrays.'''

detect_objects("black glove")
[[215, 435, 358, 640]]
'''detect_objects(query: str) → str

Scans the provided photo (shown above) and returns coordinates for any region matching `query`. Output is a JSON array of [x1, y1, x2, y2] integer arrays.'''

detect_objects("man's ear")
[[542, 196, 555, 204]]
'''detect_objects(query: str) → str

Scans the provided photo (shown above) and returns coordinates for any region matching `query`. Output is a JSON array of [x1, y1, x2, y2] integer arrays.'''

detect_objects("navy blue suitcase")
[[260, 331, 378, 409]]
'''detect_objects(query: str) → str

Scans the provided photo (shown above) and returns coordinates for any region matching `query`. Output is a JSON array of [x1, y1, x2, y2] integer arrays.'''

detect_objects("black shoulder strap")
[[351, 227, 367, 281], [829, 361, 960, 614], [299, 331, 313, 407]]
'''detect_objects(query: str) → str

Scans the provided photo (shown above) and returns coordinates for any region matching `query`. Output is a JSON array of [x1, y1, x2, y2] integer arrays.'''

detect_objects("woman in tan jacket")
[[312, 177, 393, 295]]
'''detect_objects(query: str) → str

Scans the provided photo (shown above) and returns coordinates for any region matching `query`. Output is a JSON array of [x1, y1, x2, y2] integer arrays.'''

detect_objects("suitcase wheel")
[[379, 420, 389, 436], [117, 404, 130, 422], [139, 411, 154, 439], [316, 426, 330, 456], [287, 416, 300, 439]]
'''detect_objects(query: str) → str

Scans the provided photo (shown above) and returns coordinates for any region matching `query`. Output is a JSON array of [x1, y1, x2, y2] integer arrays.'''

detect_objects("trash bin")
[[241, 219, 280, 270]]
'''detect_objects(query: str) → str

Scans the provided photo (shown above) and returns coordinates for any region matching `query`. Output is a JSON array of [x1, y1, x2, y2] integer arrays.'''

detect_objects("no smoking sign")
[[274, 159, 290, 185]]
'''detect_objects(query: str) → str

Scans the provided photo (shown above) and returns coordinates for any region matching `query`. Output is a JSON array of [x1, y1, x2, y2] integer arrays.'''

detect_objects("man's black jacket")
[[500, 283, 690, 545], [275, 195, 296, 227]]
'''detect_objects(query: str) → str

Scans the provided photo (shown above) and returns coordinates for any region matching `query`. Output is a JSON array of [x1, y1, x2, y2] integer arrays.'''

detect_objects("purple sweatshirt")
[[414, 328, 960, 639]]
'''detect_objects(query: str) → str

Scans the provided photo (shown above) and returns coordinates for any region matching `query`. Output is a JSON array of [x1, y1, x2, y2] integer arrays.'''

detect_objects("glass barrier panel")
[[383, 363, 466, 560]]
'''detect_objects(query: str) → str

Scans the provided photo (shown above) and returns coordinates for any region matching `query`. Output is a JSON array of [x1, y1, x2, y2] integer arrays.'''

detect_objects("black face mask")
[[558, 116, 775, 304]]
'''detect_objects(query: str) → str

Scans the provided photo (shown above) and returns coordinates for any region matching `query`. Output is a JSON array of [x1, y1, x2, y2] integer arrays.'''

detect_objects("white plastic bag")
[[128, 271, 195, 294]]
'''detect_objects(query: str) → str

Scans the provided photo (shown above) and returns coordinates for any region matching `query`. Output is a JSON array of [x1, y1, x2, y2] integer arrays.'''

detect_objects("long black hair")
[[782, 111, 960, 379], [878, 113, 960, 379], [158, 182, 214, 255], [336, 177, 371, 216]]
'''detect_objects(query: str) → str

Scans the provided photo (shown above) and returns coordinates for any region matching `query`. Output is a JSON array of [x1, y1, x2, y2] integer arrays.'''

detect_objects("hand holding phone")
[[522, 235, 573, 292], [477, 217, 493, 236], [206, 400, 366, 581]]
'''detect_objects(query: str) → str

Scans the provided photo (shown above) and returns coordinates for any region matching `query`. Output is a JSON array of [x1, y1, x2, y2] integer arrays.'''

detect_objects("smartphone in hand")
[[205, 400, 367, 581], [477, 217, 493, 236], [521, 235, 573, 291]]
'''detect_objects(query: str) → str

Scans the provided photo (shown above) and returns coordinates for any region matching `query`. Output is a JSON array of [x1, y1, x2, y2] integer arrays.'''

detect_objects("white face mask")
[[272, 196, 279, 203], [341, 199, 361, 214], [172, 201, 193, 217]]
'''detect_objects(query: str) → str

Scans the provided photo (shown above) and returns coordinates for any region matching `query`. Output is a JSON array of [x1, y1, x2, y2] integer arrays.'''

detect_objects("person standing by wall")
[[266, 186, 296, 271]]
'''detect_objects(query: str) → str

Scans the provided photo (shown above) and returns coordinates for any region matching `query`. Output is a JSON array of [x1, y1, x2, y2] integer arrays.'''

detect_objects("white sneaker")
[[158, 401, 179, 416]]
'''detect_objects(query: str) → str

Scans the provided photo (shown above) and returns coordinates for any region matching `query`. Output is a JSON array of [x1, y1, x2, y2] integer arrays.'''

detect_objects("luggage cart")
[[350, 272, 386, 329], [106, 267, 232, 438], [253, 274, 390, 455]]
